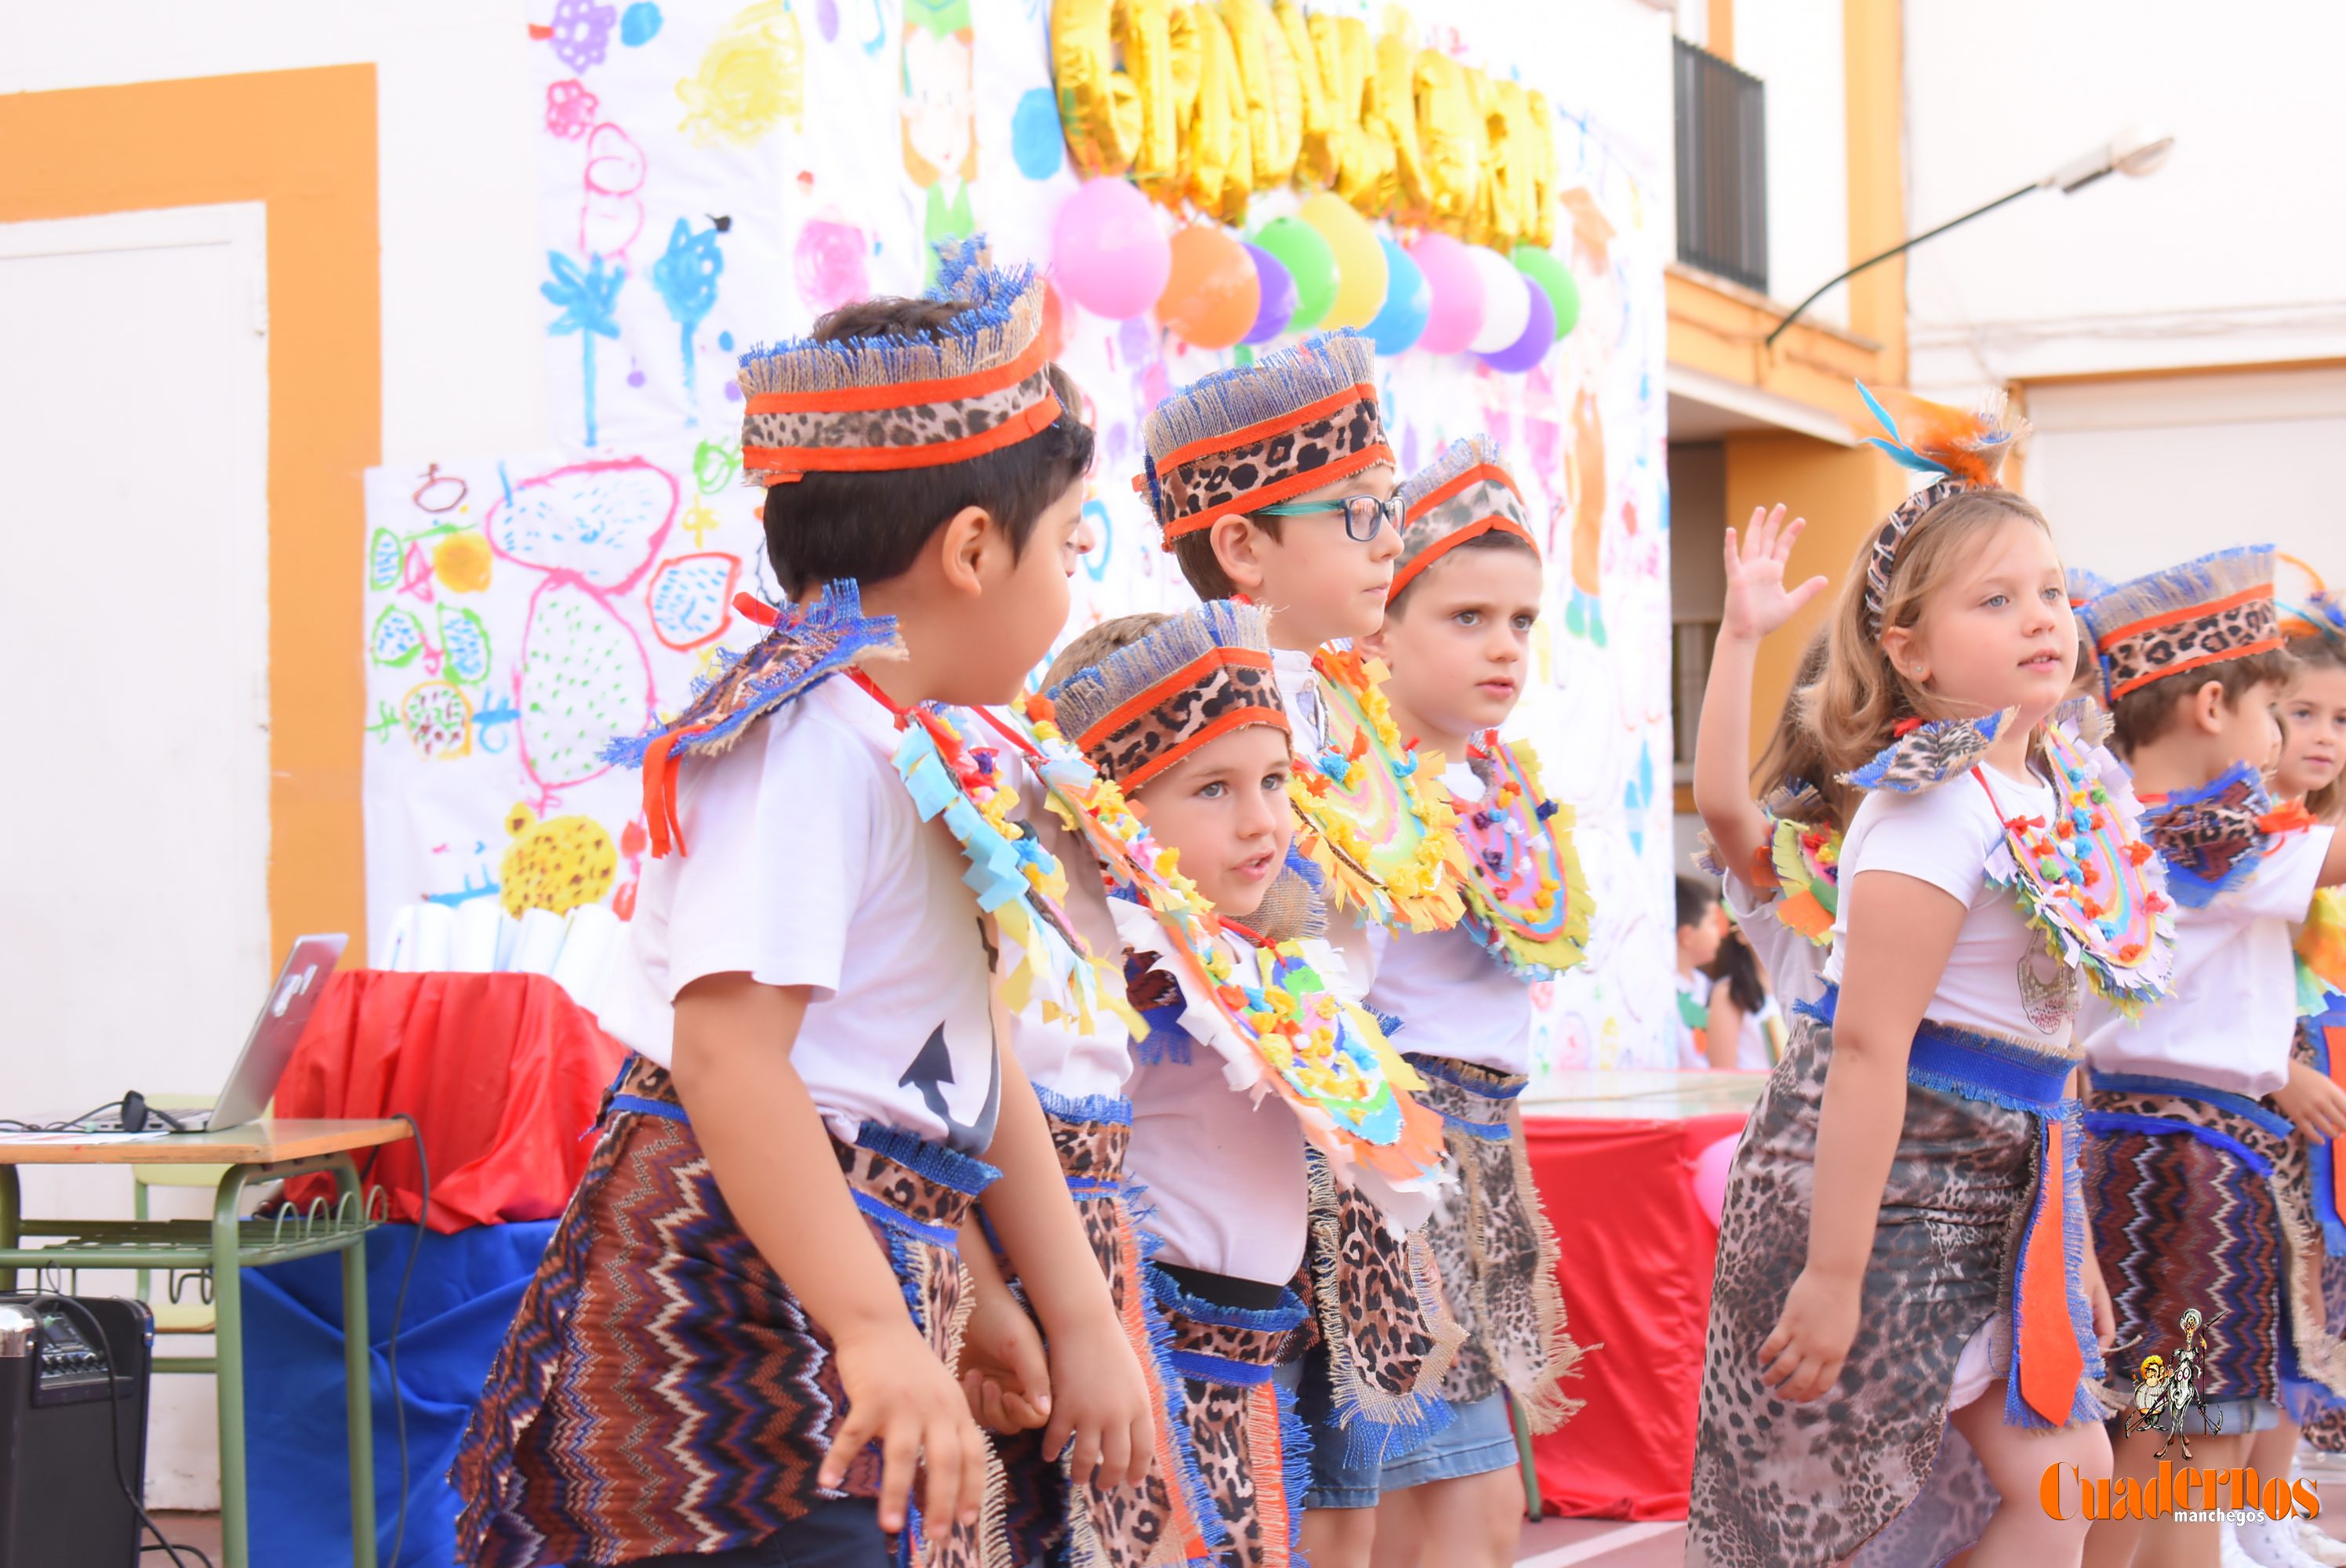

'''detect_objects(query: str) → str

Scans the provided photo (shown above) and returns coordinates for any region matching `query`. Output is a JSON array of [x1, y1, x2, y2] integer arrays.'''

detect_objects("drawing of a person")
[[901, 0, 978, 286]]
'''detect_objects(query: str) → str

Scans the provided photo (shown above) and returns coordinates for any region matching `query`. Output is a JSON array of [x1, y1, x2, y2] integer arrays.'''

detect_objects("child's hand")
[[822, 1320, 990, 1536], [2278, 1058, 2346, 1143], [957, 1281, 1053, 1434], [1757, 1264, 1860, 1402], [1040, 1312, 1157, 1494], [1720, 504, 1828, 643]]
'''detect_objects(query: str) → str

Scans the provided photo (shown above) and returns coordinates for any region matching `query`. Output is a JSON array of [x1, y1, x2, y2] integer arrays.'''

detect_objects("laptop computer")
[[82, 935, 348, 1134]]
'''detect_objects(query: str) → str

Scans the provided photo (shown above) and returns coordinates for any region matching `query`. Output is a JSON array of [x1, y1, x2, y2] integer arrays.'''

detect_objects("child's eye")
[[1983, 593, 2010, 609], [1262, 770, 1290, 792], [1454, 610, 1481, 627], [2042, 586, 2067, 603], [1513, 613, 1537, 631], [1197, 781, 1227, 800]]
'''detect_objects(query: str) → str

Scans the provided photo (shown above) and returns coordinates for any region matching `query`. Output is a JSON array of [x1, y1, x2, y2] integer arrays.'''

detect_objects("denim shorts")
[[1283, 1352, 1522, 1510], [2103, 1377, 2281, 1439]]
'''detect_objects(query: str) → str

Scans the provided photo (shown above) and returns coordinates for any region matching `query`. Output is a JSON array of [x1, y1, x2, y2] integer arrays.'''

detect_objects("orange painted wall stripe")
[[0, 67, 382, 963]]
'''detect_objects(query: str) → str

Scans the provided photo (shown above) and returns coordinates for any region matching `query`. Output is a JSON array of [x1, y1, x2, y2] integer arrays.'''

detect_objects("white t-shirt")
[[2081, 827, 2334, 1098], [1365, 762, 1532, 1076], [1720, 870, 1828, 1011], [999, 735, 1133, 1102], [1821, 760, 2079, 1050], [1125, 929, 1311, 1285], [1273, 645, 1327, 759], [591, 677, 1003, 1151]]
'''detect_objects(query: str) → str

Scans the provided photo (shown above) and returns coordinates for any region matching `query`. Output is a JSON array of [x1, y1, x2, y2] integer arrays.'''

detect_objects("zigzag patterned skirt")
[[992, 1090, 1226, 1568], [2086, 1069, 2346, 1421], [1407, 1054, 1585, 1434], [450, 1057, 1005, 1568]]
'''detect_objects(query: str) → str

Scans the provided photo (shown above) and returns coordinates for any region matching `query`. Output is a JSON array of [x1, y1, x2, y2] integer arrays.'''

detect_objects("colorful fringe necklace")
[[1454, 732, 1592, 980], [1291, 646, 1465, 933]]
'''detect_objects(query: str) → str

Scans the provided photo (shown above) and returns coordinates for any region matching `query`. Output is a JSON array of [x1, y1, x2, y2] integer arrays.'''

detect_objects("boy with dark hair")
[[452, 241, 1152, 1568], [1675, 874, 1727, 1069], [2075, 547, 2346, 1564]]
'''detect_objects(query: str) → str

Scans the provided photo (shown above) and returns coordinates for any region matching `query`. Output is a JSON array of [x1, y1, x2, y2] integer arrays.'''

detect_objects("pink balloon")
[[1690, 1130, 1742, 1231], [1052, 179, 1171, 321], [1409, 233, 1484, 355]]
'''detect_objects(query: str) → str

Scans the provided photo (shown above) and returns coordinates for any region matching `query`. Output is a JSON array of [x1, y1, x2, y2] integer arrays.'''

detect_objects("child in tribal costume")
[[1028, 602, 1452, 1568], [1138, 335, 1468, 1564], [1303, 437, 1591, 1565], [452, 241, 1153, 1568], [1691, 389, 2174, 1567], [2073, 550, 2346, 1566]]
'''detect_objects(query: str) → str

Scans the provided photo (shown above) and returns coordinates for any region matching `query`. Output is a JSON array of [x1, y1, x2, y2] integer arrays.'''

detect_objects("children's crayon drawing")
[[363, 0, 1678, 1071]]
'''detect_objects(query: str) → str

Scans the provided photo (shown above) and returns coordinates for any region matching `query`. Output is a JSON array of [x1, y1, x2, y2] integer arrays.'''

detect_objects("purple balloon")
[[1240, 243, 1298, 344], [1476, 273, 1556, 374]]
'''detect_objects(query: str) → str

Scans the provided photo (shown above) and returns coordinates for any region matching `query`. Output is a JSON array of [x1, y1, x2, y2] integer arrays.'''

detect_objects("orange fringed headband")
[[1044, 601, 1289, 793], [736, 237, 1062, 486], [1388, 435, 1539, 601]]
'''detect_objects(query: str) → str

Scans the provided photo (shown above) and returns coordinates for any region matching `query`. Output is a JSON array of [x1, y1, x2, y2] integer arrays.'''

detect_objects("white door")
[[0, 201, 273, 1507]]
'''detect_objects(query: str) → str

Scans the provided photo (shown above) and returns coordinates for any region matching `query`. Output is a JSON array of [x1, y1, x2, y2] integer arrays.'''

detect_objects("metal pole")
[[1764, 180, 2042, 349]]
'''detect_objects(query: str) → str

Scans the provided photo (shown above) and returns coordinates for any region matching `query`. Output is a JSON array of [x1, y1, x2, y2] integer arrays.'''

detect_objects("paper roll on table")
[[374, 897, 626, 1011]]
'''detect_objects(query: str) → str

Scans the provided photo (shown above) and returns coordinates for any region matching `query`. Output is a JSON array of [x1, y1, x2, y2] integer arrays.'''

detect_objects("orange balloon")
[[1157, 223, 1262, 349]]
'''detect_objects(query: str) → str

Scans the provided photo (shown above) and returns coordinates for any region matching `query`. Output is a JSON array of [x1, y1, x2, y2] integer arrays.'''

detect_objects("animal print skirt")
[[1149, 1268, 1313, 1568], [1293, 1146, 1464, 1470], [2085, 1067, 2346, 1425], [1689, 1000, 2108, 1568], [451, 1056, 1010, 1568], [1407, 1053, 1585, 1435], [993, 1091, 1226, 1568]]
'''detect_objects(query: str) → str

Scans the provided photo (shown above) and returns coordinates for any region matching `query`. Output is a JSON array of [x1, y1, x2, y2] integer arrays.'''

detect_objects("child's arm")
[[1691, 506, 1828, 892], [955, 1217, 1052, 1434], [1705, 987, 1744, 1070], [1758, 869, 1961, 1403], [2319, 830, 2346, 888], [981, 1047, 1157, 1490], [670, 973, 988, 1536]]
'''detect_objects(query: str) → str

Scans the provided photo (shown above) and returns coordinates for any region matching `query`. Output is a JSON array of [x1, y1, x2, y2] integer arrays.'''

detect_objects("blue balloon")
[[1240, 243, 1298, 344], [1011, 89, 1066, 181], [1365, 235, 1429, 354]]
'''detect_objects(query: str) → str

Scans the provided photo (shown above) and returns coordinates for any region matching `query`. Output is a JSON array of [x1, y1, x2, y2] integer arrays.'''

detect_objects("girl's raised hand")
[[1756, 1264, 1861, 1403], [1720, 504, 1829, 642]]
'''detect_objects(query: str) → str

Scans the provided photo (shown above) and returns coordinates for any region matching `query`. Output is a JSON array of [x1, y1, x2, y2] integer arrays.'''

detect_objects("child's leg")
[[2251, 1414, 2301, 1490], [2087, 1427, 2253, 1568], [1365, 1470, 1522, 1568], [1298, 1504, 1377, 1568], [1948, 1381, 2112, 1567]]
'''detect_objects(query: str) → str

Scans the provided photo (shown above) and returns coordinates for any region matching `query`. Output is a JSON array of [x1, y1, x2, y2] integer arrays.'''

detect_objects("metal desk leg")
[[332, 1154, 378, 1568], [212, 1164, 256, 1568]]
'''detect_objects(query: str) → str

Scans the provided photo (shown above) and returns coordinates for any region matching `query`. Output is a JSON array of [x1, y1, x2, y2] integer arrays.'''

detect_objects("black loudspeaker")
[[0, 1294, 153, 1568]]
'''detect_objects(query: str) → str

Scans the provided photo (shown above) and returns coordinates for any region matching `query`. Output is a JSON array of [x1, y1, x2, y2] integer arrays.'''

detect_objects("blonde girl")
[[1689, 391, 2176, 1568]]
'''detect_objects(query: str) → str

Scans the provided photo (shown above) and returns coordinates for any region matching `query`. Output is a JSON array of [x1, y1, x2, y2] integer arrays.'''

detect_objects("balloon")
[[1409, 232, 1483, 355], [1158, 224, 1261, 350], [1364, 235, 1428, 355], [1513, 245, 1580, 339], [1052, 178, 1171, 321], [1691, 1131, 1741, 1231], [1051, 0, 1175, 181], [1240, 242, 1297, 344], [1299, 191, 1385, 330], [1464, 244, 1529, 354], [1253, 214, 1337, 332], [1477, 272, 1556, 374]]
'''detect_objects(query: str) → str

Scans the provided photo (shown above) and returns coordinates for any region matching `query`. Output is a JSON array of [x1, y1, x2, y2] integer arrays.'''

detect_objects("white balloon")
[[1465, 245, 1531, 354]]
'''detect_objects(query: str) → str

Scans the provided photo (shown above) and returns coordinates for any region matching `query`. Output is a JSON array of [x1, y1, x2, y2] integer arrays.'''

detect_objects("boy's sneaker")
[[2292, 1516, 2346, 1567]]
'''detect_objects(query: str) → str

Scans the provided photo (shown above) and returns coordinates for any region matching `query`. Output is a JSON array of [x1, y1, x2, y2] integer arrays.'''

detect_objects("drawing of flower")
[[543, 251, 627, 448], [545, 78, 600, 140], [650, 218, 725, 413], [548, 0, 618, 74], [676, 0, 804, 147]]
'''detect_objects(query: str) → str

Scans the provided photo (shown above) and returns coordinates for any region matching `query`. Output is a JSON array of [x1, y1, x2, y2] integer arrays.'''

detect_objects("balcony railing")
[[1674, 38, 1769, 295]]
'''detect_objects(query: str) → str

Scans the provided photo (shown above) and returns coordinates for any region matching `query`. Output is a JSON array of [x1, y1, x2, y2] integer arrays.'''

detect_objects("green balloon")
[[1255, 216, 1338, 333], [1513, 245, 1580, 340]]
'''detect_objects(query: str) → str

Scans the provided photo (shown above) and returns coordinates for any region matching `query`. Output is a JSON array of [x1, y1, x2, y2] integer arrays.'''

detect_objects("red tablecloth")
[[1525, 1109, 1748, 1520], [277, 970, 629, 1232]]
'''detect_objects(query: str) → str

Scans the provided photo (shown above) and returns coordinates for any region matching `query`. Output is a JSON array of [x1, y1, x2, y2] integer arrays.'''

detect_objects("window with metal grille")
[[1674, 38, 1768, 295]]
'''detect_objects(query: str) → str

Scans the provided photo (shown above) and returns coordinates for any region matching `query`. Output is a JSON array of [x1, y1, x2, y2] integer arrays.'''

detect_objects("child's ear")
[[2190, 678, 2230, 736], [934, 504, 995, 597], [1209, 514, 1267, 595]]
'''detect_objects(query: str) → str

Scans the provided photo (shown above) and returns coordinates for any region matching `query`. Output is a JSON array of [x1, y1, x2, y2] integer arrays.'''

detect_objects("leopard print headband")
[[736, 237, 1062, 486], [1389, 436, 1539, 601], [1859, 478, 1963, 641], [2082, 546, 2283, 703], [1045, 602, 1290, 792]]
